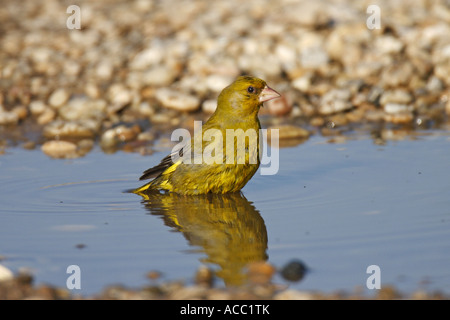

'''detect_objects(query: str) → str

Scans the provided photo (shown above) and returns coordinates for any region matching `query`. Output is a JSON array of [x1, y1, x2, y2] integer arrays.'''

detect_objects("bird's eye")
[[247, 86, 255, 93]]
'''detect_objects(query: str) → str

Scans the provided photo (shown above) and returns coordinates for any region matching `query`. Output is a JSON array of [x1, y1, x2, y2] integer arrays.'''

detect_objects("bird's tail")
[[132, 182, 153, 195]]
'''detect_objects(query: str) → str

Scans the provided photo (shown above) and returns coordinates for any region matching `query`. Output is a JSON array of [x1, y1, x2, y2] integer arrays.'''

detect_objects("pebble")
[[205, 75, 234, 92], [155, 88, 200, 112], [201, 99, 217, 114], [265, 95, 292, 116], [108, 84, 132, 110], [280, 259, 308, 282], [95, 60, 114, 80], [194, 265, 214, 287], [319, 89, 353, 115], [130, 46, 165, 71], [169, 285, 207, 300], [426, 76, 444, 93], [100, 124, 141, 150], [37, 107, 56, 125], [59, 98, 106, 121], [48, 88, 70, 108], [434, 63, 450, 86], [43, 120, 99, 139], [0, 265, 14, 282], [383, 111, 414, 124], [379, 89, 413, 106], [137, 131, 155, 142], [141, 65, 178, 87], [374, 36, 404, 55], [383, 103, 413, 114], [380, 62, 414, 87], [246, 261, 276, 285], [29, 100, 48, 115], [268, 125, 310, 141], [291, 74, 312, 92], [300, 46, 329, 69], [134, 101, 155, 117], [12, 105, 28, 120], [274, 289, 313, 300], [0, 108, 19, 125], [41, 140, 78, 159], [77, 139, 95, 156]]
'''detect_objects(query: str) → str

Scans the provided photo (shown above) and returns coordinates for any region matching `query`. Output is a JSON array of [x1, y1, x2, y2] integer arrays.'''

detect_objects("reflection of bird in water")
[[140, 192, 268, 287]]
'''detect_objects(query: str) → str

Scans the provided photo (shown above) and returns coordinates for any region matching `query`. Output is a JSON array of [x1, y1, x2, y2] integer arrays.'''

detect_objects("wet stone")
[[280, 259, 308, 282], [270, 125, 310, 140], [246, 261, 276, 285]]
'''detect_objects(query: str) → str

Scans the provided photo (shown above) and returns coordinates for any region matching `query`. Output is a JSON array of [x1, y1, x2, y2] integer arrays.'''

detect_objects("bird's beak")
[[259, 85, 281, 103]]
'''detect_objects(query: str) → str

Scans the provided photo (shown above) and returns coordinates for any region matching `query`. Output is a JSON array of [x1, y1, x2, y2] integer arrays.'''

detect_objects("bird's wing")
[[139, 141, 193, 181], [139, 122, 223, 181]]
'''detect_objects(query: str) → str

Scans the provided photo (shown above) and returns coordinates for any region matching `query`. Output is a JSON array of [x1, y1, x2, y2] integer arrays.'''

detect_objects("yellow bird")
[[133, 76, 280, 195]]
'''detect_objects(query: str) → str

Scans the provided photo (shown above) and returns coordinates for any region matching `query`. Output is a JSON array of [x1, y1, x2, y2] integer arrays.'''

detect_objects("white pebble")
[[319, 89, 352, 115], [202, 99, 217, 114], [155, 88, 200, 112], [0, 265, 14, 282], [48, 88, 69, 108], [41, 140, 78, 159]]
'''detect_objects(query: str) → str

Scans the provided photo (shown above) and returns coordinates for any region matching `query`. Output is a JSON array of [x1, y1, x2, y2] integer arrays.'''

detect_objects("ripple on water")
[[1, 177, 136, 215], [0, 148, 138, 216]]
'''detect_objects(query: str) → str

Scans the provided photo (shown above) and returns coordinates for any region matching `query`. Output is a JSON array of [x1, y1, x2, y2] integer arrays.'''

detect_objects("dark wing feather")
[[139, 146, 185, 181]]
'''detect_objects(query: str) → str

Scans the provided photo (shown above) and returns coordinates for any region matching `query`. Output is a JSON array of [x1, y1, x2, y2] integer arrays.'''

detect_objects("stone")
[[201, 99, 217, 114], [41, 140, 78, 159], [379, 89, 413, 106], [319, 89, 353, 115], [43, 120, 99, 139], [155, 88, 200, 112], [0, 265, 14, 282], [142, 65, 178, 87], [48, 88, 70, 108], [383, 103, 413, 114]]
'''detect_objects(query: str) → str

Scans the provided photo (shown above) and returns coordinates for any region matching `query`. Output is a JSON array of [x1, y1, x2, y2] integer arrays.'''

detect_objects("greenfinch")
[[133, 76, 280, 195]]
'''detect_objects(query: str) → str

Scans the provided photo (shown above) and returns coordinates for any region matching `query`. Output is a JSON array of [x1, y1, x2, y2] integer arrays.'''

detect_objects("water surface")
[[1, 131, 449, 296]]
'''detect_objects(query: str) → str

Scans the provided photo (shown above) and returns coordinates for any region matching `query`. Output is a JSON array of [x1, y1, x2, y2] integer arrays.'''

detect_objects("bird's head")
[[216, 76, 281, 118]]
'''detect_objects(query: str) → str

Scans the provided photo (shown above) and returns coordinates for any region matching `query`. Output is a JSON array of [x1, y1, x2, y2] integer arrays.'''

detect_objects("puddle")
[[0, 131, 449, 296]]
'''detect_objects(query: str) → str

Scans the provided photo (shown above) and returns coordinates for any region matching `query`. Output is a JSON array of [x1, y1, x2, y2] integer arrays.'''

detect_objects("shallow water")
[[1, 130, 450, 296]]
